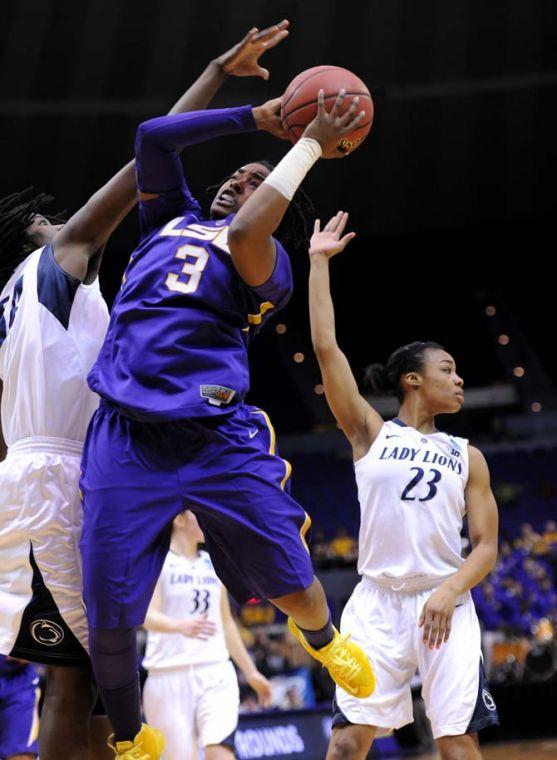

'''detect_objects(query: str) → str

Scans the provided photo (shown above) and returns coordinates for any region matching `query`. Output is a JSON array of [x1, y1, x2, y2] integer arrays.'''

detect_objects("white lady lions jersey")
[[143, 550, 229, 671], [355, 418, 469, 591], [0, 246, 108, 445]]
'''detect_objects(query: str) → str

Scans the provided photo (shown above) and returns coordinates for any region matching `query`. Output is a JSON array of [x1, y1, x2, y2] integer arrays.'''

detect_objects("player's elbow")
[[485, 540, 498, 572], [472, 534, 498, 573], [312, 332, 337, 358], [135, 117, 163, 154]]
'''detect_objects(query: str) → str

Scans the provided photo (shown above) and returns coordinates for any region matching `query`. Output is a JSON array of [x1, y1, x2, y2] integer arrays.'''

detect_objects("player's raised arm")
[[52, 21, 290, 284], [309, 212, 383, 458], [227, 89, 365, 287]]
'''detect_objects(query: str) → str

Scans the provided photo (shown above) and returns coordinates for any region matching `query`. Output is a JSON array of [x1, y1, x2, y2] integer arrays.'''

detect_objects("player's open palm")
[[180, 614, 217, 640], [309, 212, 356, 260], [247, 671, 273, 708], [418, 586, 458, 649], [217, 20, 290, 80]]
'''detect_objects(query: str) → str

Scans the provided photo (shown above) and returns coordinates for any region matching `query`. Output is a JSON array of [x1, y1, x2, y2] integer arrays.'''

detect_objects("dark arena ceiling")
[[1, 0, 556, 431]]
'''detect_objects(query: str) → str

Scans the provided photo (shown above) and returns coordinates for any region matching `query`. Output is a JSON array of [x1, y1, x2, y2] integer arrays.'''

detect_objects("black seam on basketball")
[[281, 67, 345, 111], [286, 124, 305, 139], [283, 92, 372, 123], [287, 120, 372, 134]]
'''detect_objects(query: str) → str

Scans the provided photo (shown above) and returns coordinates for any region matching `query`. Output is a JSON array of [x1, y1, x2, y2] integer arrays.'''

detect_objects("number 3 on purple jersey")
[[166, 243, 209, 294]]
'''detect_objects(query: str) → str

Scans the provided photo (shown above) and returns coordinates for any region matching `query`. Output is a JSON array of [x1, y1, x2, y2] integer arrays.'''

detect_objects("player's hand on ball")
[[180, 614, 217, 640], [418, 586, 459, 649], [253, 98, 288, 140], [247, 671, 273, 707], [303, 89, 366, 158], [216, 20, 290, 80], [309, 212, 356, 259]]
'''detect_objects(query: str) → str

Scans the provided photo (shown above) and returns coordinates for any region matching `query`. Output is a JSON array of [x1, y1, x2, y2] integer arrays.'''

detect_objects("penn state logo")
[[482, 689, 496, 711], [31, 619, 65, 646]]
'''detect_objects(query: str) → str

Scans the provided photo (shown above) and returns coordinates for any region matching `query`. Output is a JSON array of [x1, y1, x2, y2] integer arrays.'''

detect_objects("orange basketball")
[[281, 65, 373, 155]]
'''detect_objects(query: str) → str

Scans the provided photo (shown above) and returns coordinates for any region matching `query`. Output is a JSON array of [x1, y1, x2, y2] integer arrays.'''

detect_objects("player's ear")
[[404, 371, 422, 390]]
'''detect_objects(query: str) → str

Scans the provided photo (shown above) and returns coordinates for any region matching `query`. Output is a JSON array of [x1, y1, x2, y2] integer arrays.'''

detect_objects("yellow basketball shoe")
[[108, 723, 165, 759], [287, 617, 375, 698]]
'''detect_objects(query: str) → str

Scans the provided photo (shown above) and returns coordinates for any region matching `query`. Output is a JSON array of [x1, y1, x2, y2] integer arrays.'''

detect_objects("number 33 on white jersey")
[[143, 550, 229, 670]]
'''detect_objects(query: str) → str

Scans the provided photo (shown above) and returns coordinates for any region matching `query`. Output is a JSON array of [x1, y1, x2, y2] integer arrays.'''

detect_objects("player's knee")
[[328, 728, 367, 760], [437, 738, 476, 760], [44, 665, 95, 714]]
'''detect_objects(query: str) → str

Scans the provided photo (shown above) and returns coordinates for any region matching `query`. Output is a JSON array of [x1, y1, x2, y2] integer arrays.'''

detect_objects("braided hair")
[[206, 160, 314, 250], [0, 188, 62, 290], [364, 341, 445, 402]]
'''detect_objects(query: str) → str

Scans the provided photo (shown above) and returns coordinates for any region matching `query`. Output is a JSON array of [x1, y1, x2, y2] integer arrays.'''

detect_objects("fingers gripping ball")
[[281, 65, 373, 155]]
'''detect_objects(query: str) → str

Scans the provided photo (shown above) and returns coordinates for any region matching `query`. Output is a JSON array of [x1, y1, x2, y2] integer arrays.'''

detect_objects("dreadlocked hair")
[[364, 341, 445, 402], [205, 159, 314, 251], [0, 188, 61, 290]]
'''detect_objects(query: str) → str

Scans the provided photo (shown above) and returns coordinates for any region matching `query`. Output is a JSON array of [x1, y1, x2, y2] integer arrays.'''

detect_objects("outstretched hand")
[[309, 212, 356, 259], [216, 20, 290, 80]]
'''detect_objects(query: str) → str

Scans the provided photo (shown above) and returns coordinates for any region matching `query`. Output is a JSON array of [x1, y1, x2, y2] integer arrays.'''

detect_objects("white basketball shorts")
[[143, 659, 239, 759], [334, 579, 499, 739], [0, 437, 89, 664]]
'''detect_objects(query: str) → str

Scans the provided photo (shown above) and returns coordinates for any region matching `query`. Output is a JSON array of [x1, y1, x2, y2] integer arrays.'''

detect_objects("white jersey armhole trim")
[[354, 421, 389, 467]]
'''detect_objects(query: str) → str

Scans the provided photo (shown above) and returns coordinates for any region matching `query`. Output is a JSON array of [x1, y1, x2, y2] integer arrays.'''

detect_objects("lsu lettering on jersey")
[[0, 246, 108, 445], [355, 418, 469, 590], [143, 550, 228, 670]]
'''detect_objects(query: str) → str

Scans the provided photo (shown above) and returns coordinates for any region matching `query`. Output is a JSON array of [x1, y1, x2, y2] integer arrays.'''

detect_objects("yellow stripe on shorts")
[[251, 408, 292, 490]]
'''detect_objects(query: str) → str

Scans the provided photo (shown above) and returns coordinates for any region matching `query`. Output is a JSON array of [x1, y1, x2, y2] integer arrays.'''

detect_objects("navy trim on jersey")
[[8, 276, 23, 328], [392, 418, 407, 427], [0, 295, 8, 349], [36, 245, 80, 330], [466, 659, 499, 734], [221, 728, 236, 752]]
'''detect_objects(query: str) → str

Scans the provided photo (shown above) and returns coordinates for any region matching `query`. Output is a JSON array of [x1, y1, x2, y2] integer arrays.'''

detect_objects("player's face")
[[26, 215, 63, 248], [210, 162, 271, 219], [174, 510, 204, 542], [418, 349, 464, 414]]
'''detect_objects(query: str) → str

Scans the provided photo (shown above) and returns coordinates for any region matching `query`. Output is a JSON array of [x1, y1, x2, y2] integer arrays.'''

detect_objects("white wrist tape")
[[263, 137, 322, 201]]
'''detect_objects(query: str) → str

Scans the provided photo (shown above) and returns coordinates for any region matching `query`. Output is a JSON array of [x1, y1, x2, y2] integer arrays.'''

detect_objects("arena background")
[[2, 1, 556, 757]]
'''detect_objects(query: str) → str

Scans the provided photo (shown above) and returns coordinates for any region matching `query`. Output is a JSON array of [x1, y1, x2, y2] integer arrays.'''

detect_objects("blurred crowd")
[[472, 521, 557, 637], [310, 527, 359, 566]]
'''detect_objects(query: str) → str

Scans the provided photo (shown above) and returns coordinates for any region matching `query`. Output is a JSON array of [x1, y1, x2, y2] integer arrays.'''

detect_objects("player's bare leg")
[[326, 724, 377, 760], [269, 576, 329, 630], [88, 716, 113, 760], [39, 666, 95, 760], [204, 744, 235, 759], [437, 733, 482, 760], [7, 755, 36, 759], [270, 577, 375, 698]]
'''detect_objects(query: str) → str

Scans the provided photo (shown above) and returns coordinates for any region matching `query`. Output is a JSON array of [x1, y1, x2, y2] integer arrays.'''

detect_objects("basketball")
[[281, 65, 374, 155]]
